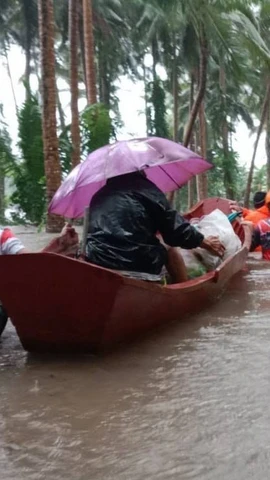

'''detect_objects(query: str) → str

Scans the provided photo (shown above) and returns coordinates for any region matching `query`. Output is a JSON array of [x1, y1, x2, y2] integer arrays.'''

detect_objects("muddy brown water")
[[1, 228, 270, 479]]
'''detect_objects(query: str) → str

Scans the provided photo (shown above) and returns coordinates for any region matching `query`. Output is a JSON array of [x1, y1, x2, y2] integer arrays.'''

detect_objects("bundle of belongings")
[[180, 209, 242, 279]]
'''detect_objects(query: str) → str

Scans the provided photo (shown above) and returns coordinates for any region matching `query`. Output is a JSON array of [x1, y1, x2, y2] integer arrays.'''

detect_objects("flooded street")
[[1, 228, 270, 479]]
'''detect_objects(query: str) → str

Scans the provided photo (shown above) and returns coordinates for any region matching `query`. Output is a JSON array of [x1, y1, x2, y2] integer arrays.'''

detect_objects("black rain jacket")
[[86, 173, 204, 275]]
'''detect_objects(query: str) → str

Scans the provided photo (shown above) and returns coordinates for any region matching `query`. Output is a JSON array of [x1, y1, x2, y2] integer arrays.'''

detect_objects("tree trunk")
[[266, 107, 270, 190], [0, 170, 5, 221], [25, 48, 31, 98], [183, 28, 208, 148], [222, 119, 235, 199], [172, 40, 179, 142], [22, 0, 32, 98], [33, 48, 42, 98], [197, 101, 208, 199], [79, 12, 87, 89], [69, 0, 81, 168], [188, 71, 196, 209], [244, 78, 270, 207], [152, 37, 158, 82], [143, 59, 151, 136], [82, 0, 97, 104], [38, 0, 64, 232], [219, 64, 234, 199], [98, 42, 110, 107], [57, 90, 66, 132], [4, 43, 18, 114]]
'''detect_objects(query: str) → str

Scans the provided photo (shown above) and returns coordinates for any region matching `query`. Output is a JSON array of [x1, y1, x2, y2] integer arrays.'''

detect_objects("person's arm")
[[149, 194, 225, 257], [1, 229, 27, 255], [250, 226, 261, 251], [2, 225, 78, 256], [156, 202, 204, 249], [40, 224, 79, 255], [229, 201, 249, 218], [16, 248, 28, 254]]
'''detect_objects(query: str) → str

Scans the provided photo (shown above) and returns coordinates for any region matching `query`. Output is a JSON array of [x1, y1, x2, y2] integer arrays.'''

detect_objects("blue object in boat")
[[227, 211, 242, 223]]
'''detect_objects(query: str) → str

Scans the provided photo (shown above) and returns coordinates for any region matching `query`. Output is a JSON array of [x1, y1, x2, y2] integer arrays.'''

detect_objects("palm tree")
[[0, 0, 39, 98], [69, 0, 80, 168], [244, 78, 270, 206], [266, 108, 270, 189], [244, 1, 270, 205], [19, 0, 39, 96], [0, 105, 18, 221], [82, 0, 97, 104], [183, 25, 208, 148], [197, 101, 208, 199], [38, 0, 63, 232]]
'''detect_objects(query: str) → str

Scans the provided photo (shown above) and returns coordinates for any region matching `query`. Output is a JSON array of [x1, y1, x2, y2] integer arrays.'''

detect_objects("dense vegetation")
[[0, 0, 270, 229]]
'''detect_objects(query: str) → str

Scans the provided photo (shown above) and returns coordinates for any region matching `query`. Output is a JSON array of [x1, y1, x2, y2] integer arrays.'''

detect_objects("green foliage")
[[80, 103, 113, 155], [175, 185, 189, 212], [58, 103, 115, 177], [253, 164, 267, 191], [208, 147, 246, 200], [152, 79, 169, 138], [146, 79, 169, 138], [59, 126, 72, 175], [0, 107, 17, 222], [0, 126, 17, 176], [11, 94, 46, 225], [2, 0, 270, 212]]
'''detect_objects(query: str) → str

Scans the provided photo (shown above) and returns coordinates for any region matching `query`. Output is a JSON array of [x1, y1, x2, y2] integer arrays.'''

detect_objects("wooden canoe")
[[0, 198, 252, 353]]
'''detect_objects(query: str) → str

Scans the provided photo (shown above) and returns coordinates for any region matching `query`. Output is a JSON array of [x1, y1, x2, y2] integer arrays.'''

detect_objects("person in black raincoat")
[[85, 172, 225, 283]]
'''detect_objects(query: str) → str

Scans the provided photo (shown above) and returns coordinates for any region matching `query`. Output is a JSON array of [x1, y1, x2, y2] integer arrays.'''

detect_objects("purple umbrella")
[[49, 137, 212, 218]]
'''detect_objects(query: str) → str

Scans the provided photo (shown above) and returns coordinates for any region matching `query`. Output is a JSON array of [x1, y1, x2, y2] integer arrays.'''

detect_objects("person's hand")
[[58, 223, 79, 255], [42, 223, 79, 256], [229, 200, 242, 213], [60, 223, 78, 239], [200, 236, 225, 258]]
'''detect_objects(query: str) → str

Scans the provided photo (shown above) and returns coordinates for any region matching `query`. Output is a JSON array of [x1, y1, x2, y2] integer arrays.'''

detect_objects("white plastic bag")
[[195, 209, 241, 271]]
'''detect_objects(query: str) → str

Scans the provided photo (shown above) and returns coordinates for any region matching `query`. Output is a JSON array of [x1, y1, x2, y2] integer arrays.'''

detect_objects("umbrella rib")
[[158, 165, 182, 189]]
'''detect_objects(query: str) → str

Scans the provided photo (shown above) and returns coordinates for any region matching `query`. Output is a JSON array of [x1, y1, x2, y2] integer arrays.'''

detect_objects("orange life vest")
[[243, 205, 269, 225]]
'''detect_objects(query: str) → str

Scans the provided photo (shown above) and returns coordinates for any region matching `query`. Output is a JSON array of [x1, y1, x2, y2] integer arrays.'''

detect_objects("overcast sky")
[[0, 45, 266, 168]]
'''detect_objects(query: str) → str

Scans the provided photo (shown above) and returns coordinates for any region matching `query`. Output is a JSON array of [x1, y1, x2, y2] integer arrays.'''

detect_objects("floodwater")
[[1, 228, 270, 480]]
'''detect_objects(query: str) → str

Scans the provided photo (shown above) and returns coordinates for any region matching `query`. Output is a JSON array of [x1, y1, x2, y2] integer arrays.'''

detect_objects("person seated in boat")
[[84, 171, 225, 283], [0, 224, 78, 256], [230, 191, 267, 225], [250, 191, 270, 260]]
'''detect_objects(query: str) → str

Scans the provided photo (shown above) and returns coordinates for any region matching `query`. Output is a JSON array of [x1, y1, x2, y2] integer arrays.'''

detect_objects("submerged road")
[[0, 227, 269, 479]]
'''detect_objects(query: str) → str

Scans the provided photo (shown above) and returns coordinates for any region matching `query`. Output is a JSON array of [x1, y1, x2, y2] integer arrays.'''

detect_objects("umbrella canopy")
[[49, 137, 212, 218]]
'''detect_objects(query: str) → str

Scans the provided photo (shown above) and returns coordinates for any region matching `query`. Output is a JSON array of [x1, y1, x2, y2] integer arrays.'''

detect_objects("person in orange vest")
[[251, 192, 270, 260], [230, 192, 268, 252], [242, 191, 268, 224], [230, 191, 268, 225]]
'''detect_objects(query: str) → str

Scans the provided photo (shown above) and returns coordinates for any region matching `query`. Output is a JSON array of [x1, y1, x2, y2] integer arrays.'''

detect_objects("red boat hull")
[[0, 198, 252, 353]]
